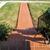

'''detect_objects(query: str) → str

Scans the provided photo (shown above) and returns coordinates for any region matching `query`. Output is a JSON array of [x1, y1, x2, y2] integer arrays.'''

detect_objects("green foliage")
[[38, 8, 50, 28], [0, 23, 12, 41], [37, 8, 50, 37]]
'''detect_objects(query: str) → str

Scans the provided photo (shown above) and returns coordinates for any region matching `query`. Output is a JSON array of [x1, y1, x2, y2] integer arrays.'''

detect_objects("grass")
[[29, 3, 50, 19], [0, 2, 20, 28], [0, 3, 50, 28], [29, 3, 50, 29]]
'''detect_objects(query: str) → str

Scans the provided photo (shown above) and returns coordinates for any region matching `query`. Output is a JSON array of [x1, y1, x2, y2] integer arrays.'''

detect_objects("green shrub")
[[38, 8, 50, 38], [0, 23, 12, 41]]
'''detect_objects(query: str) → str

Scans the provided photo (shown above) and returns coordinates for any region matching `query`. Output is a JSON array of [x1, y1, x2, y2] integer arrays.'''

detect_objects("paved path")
[[17, 3, 33, 29]]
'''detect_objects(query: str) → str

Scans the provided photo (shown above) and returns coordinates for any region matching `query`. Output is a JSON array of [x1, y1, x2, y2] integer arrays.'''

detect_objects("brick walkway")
[[16, 3, 33, 29]]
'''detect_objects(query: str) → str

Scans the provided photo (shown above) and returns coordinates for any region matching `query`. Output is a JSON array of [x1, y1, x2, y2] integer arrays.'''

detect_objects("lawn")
[[0, 2, 20, 28], [29, 3, 50, 19], [0, 3, 50, 28]]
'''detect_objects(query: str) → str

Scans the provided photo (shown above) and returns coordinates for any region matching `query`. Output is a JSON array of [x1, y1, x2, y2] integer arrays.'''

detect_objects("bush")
[[38, 8, 50, 38], [0, 23, 12, 41]]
